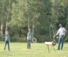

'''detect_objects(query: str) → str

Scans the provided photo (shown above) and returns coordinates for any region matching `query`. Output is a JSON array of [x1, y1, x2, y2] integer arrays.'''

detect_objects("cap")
[[59, 24, 62, 26]]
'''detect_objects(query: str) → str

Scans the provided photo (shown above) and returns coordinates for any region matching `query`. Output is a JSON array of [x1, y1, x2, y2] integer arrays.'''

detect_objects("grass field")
[[0, 42, 68, 57]]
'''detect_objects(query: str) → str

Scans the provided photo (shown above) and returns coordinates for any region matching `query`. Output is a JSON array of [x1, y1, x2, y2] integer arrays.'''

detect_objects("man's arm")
[[3, 34, 7, 36], [54, 29, 59, 38], [64, 30, 66, 33], [63, 28, 67, 33], [31, 33, 34, 38], [9, 38, 10, 43], [1, 32, 6, 36]]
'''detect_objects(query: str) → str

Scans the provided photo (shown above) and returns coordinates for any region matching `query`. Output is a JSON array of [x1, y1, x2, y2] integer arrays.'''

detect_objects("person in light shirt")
[[54, 24, 67, 50], [27, 29, 34, 49]]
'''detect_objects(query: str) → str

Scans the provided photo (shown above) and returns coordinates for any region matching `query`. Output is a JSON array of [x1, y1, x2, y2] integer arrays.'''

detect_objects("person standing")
[[1, 31, 10, 51], [54, 24, 67, 50], [27, 29, 34, 49]]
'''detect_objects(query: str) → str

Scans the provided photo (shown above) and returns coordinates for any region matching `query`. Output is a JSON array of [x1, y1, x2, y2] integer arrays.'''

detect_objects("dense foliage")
[[0, 0, 68, 42]]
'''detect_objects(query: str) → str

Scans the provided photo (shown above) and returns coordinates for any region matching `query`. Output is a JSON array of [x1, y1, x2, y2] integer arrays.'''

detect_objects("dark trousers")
[[58, 36, 64, 50], [4, 41, 10, 50], [27, 40, 31, 48]]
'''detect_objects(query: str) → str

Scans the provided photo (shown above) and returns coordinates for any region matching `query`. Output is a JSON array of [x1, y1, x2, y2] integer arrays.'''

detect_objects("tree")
[[8, 0, 52, 42], [0, 0, 16, 41]]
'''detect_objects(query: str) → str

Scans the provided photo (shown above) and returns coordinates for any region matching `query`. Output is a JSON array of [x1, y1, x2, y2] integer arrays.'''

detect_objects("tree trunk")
[[5, 0, 11, 32], [1, 1, 4, 41], [28, 16, 30, 30], [1, 23, 3, 41]]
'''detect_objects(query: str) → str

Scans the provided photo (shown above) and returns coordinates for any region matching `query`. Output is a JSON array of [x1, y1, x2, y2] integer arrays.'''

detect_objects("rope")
[[49, 25, 54, 40], [32, 38, 37, 49], [32, 38, 37, 43], [49, 25, 56, 45]]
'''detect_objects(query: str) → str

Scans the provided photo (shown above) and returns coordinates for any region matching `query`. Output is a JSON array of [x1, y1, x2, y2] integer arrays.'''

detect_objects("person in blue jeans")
[[54, 24, 67, 50], [1, 31, 10, 51], [27, 29, 34, 49]]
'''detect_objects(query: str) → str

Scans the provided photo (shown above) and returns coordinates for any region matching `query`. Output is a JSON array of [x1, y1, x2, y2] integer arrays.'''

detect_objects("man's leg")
[[58, 38, 61, 50], [61, 36, 64, 50], [8, 41, 10, 51], [27, 40, 31, 49], [29, 40, 31, 48], [27, 40, 29, 48]]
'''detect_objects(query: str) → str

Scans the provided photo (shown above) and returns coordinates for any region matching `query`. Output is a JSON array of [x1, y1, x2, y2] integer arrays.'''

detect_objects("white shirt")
[[56, 27, 67, 36]]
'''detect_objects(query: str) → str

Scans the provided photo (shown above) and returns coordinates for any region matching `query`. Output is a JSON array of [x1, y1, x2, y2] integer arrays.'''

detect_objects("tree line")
[[0, 0, 68, 42]]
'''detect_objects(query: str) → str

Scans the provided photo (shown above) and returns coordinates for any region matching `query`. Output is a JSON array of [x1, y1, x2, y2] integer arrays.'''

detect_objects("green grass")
[[0, 42, 68, 57]]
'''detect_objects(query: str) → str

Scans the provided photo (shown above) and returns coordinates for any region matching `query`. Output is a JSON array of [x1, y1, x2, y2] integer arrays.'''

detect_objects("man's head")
[[28, 29, 31, 32], [6, 31, 9, 35], [59, 24, 62, 28]]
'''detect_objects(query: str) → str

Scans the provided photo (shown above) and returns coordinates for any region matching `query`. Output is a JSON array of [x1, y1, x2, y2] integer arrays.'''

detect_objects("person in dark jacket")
[[27, 29, 34, 49], [1, 31, 10, 51]]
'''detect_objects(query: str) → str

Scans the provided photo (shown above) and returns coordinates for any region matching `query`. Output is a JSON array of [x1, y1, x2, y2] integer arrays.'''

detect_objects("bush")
[[10, 35, 17, 42], [17, 37, 27, 42], [10, 35, 27, 42]]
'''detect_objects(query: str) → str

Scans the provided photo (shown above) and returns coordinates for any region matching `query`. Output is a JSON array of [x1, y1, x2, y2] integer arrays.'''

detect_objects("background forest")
[[0, 0, 68, 42]]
